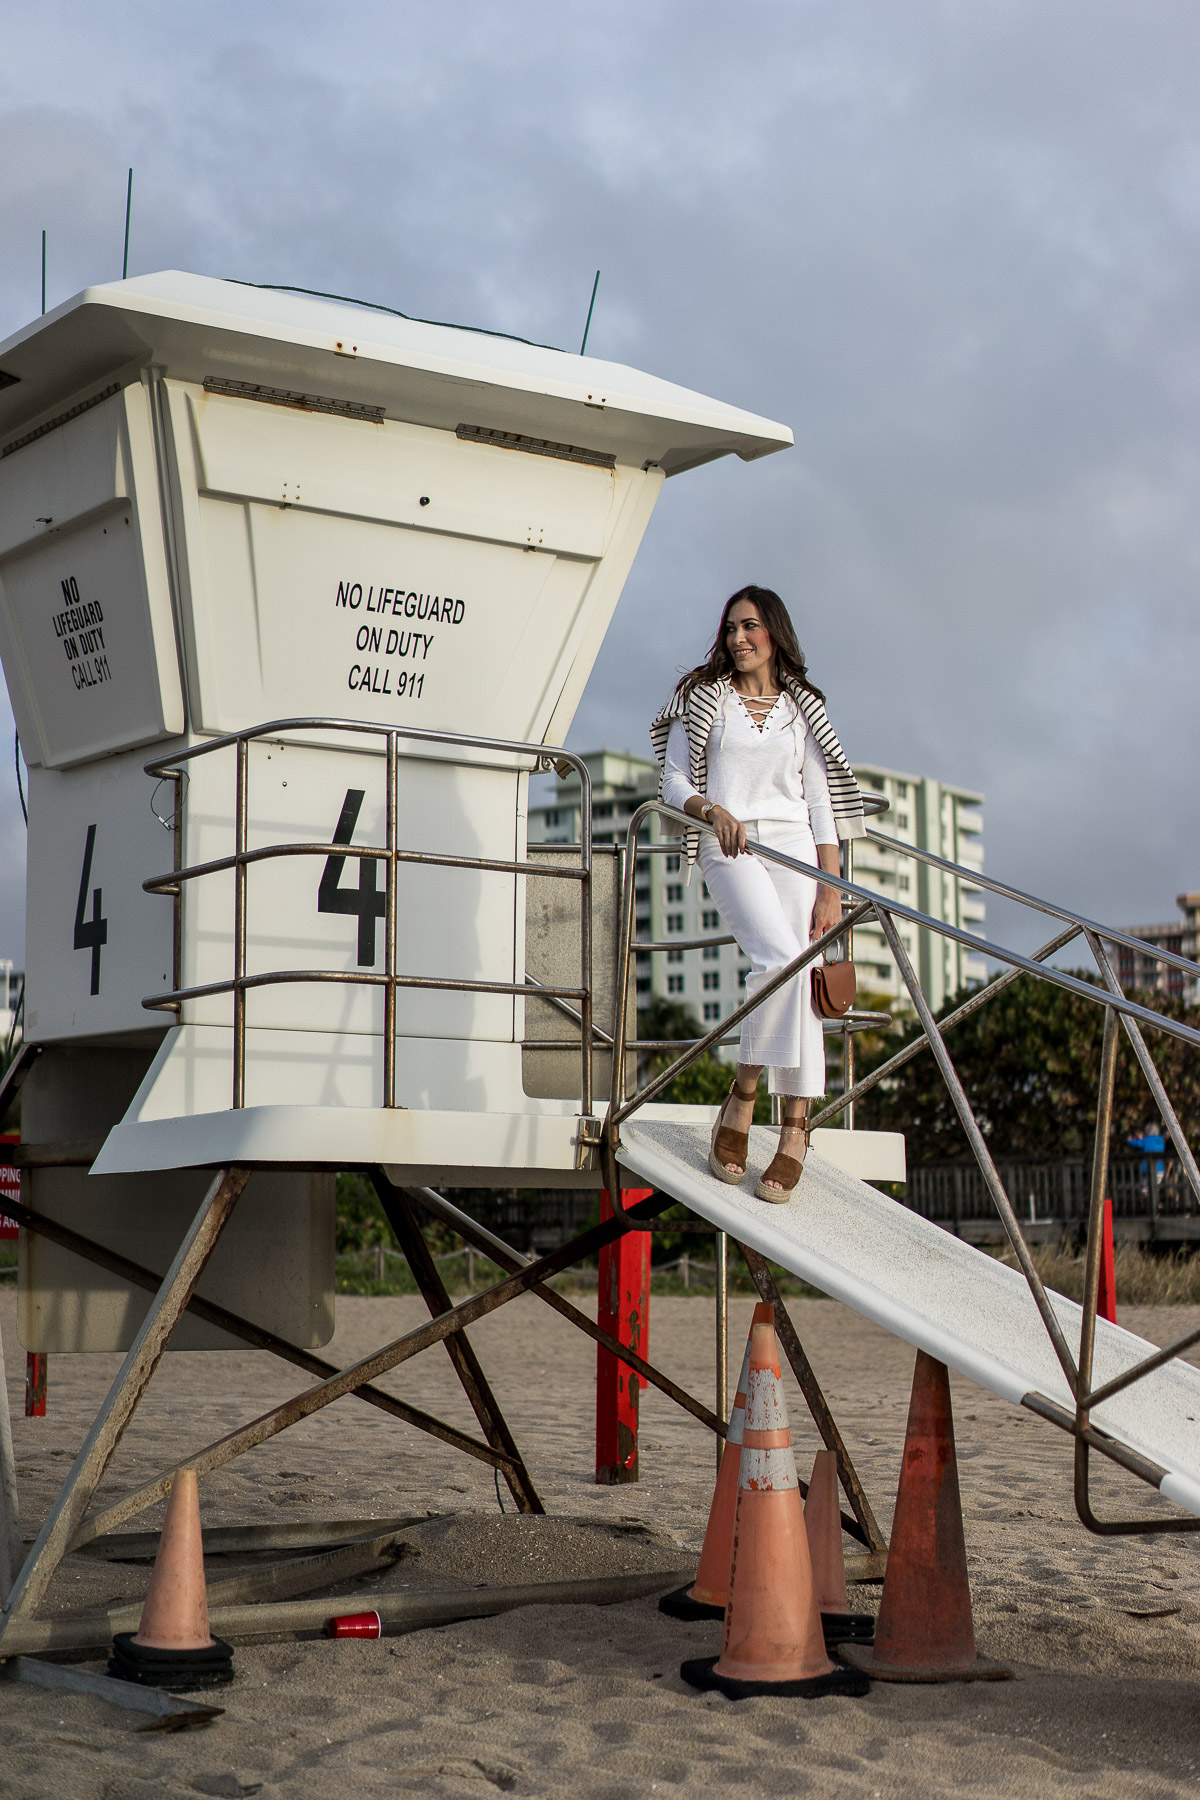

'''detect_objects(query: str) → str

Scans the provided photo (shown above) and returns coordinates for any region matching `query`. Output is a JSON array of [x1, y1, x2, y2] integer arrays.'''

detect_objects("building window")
[[703, 1002, 722, 1021], [665, 883, 683, 903], [635, 886, 650, 906], [636, 977, 651, 995], [667, 974, 684, 994], [635, 856, 650, 876], [702, 945, 720, 961], [896, 782, 908, 798], [667, 949, 683, 963], [594, 803, 612, 819], [666, 914, 684, 933], [703, 971, 720, 990], [897, 812, 909, 829], [544, 809, 559, 827], [701, 880, 711, 900], [702, 909, 720, 929], [738, 968, 748, 989], [666, 854, 681, 873], [898, 875, 910, 891]]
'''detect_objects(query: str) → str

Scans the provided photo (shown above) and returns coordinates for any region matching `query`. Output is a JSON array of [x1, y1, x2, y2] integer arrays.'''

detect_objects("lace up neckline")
[[733, 687, 783, 732]]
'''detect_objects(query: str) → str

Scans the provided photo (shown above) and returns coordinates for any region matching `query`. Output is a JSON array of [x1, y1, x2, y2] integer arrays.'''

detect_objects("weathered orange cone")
[[804, 1448, 875, 1649], [681, 1313, 869, 1700], [840, 1352, 1012, 1683], [660, 1302, 773, 1622], [108, 1469, 234, 1690]]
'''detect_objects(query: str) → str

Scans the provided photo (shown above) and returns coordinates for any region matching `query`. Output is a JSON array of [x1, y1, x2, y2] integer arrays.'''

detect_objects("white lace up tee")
[[661, 686, 838, 845]]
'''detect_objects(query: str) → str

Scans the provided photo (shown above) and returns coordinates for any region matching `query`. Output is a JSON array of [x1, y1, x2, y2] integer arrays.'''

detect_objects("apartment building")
[[847, 765, 988, 1012], [1109, 894, 1200, 1004], [529, 751, 988, 1026], [0, 962, 22, 1053]]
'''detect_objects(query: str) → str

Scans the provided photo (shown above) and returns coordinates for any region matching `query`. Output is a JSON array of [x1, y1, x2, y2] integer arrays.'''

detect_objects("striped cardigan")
[[649, 675, 865, 867]]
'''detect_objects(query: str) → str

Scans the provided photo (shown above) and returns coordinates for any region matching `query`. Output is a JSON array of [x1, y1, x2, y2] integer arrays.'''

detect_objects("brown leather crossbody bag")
[[811, 948, 857, 1019]]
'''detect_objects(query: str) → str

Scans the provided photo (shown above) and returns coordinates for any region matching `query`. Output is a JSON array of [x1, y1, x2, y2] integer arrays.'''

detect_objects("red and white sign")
[[0, 1133, 18, 1238]]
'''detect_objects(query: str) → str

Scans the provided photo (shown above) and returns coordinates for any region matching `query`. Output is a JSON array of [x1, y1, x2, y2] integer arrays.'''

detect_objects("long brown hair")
[[674, 586, 825, 703]]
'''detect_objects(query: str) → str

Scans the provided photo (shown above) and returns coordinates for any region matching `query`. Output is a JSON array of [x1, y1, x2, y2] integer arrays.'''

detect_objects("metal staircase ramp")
[[618, 1117, 1200, 1518]]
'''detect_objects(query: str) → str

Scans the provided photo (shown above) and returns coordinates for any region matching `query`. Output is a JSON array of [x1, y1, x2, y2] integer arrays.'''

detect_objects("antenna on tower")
[[122, 168, 133, 279]]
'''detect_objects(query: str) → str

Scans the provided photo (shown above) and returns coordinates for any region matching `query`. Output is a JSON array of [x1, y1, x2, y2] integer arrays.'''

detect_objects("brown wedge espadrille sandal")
[[755, 1120, 810, 1204], [707, 1079, 759, 1184]]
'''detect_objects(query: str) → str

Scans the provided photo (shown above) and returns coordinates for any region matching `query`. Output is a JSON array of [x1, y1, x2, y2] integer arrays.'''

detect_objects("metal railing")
[[604, 797, 1200, 1535], [142, 718, 596, 1113]]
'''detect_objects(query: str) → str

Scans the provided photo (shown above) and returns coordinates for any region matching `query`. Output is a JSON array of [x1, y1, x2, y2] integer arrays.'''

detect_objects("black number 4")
[[318, 789, 385, 966], [74, 824, 108, 995]]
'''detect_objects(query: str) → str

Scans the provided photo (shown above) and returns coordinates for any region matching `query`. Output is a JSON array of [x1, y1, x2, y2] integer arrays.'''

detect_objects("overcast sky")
[[2, 1, 1199, 967]]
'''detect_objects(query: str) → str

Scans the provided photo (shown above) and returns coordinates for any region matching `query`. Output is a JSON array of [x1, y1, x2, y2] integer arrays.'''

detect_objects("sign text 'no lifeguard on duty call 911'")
[[0, 271, 791, 1183]]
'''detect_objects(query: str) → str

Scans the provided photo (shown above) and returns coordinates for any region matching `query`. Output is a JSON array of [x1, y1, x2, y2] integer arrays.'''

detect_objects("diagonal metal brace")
[[2, 1167, 248, 1630], [5, 1195, 519, 1477]]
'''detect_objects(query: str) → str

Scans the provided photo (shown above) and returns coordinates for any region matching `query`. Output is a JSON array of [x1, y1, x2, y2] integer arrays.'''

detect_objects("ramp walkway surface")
[[618, 1118, 1200, 1519]]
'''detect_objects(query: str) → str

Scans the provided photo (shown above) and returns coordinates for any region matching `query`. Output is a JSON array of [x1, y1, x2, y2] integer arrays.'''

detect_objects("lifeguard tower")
[[4, 273, 1200, 1662]]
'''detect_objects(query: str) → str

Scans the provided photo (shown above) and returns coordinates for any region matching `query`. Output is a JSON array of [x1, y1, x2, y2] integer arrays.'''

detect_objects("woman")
[[650, 586, 864, 1201]]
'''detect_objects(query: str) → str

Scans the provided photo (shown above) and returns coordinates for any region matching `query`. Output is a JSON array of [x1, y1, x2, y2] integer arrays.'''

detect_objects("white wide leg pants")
[[698, 818, 826, 1098]]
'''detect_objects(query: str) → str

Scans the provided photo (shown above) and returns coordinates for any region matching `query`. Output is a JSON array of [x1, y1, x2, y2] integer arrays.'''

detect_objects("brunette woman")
[[650, 586, 864, 1200]]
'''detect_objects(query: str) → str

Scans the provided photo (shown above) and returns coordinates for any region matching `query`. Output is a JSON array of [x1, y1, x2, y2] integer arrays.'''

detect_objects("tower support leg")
[[1, 1167, 248, 1632]]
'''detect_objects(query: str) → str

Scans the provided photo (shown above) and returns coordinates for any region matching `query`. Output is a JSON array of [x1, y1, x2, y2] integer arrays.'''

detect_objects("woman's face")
[[724, 600, 775, 682]]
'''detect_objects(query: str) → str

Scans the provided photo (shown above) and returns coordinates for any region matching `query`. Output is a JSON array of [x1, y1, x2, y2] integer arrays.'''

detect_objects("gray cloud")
[[1, 0, 1199, 966]]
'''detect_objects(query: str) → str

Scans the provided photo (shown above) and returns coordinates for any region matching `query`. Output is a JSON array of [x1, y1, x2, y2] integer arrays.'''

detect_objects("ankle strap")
[[730, 1080, 759, 1104]]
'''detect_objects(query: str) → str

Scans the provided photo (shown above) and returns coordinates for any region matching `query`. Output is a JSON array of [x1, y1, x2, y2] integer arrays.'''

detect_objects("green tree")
[[857, 971, 1200, 1162], [636, 993, 773, 1117]]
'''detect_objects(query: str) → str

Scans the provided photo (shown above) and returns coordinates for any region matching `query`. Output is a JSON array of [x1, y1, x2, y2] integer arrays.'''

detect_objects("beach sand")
[[4, 1287, 1200, 1798]]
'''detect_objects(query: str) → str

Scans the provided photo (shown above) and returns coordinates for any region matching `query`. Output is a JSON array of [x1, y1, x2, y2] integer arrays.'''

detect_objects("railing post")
[[232, 737, 248, 1109], [384, 731, 397, 1108], [578, 759, 594, 1117], [714, 1229, 728, 1474], [841, 836, 855, 1129]]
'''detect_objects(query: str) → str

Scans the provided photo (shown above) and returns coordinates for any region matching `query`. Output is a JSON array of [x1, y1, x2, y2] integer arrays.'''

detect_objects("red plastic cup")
[[325, 1610, 382, 1639]]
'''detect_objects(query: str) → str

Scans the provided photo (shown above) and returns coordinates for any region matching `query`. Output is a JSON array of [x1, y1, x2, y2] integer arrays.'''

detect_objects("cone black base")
[[659, 1589, 875, 1651], [838, 1642, 1012, 1684], [680, 1654, 870, 1701], [821, 1610, 875, 1647], [658, 1584, 724, 1622], [108, 1632, 235, 1691]]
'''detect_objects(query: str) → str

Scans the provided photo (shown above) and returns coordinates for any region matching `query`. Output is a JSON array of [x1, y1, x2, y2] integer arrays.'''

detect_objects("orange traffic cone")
[[681, 1313, 869, 1700], [840, 1352, 1012, 1683], [804, 1448, 875, 1649], [660, 1301, 773, 1622], [109, 1469, 234, 1690]]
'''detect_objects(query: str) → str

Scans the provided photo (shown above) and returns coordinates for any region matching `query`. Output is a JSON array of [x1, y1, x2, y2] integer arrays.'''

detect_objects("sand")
[[4, 1287, 1200, 1797]]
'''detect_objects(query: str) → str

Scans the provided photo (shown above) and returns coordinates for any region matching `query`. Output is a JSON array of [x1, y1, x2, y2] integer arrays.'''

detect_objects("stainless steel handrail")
[[142, 717, 595, 1114], [604, 797, 1200, 1534], [865, 826, 1200, 985]]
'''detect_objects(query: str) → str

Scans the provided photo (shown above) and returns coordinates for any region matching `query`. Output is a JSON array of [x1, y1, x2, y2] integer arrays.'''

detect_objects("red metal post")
[[25, 1352, 47, 1417], [595, 1188, 652, 1484], [1097, 1197, 1117, 1325]]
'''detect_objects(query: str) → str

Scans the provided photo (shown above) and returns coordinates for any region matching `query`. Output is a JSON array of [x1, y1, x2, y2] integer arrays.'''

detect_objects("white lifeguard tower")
[[0, 272, 793, 1351], [0, 272, 833, 1630]]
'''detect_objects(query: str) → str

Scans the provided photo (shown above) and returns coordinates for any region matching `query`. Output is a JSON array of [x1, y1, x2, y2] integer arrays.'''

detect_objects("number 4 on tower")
[[318, 789, 385, 966], [73, 824, 108, 995]]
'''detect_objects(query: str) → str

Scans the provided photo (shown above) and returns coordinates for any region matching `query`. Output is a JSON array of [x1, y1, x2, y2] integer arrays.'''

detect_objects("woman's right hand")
[[710, 804, 747, 858]]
